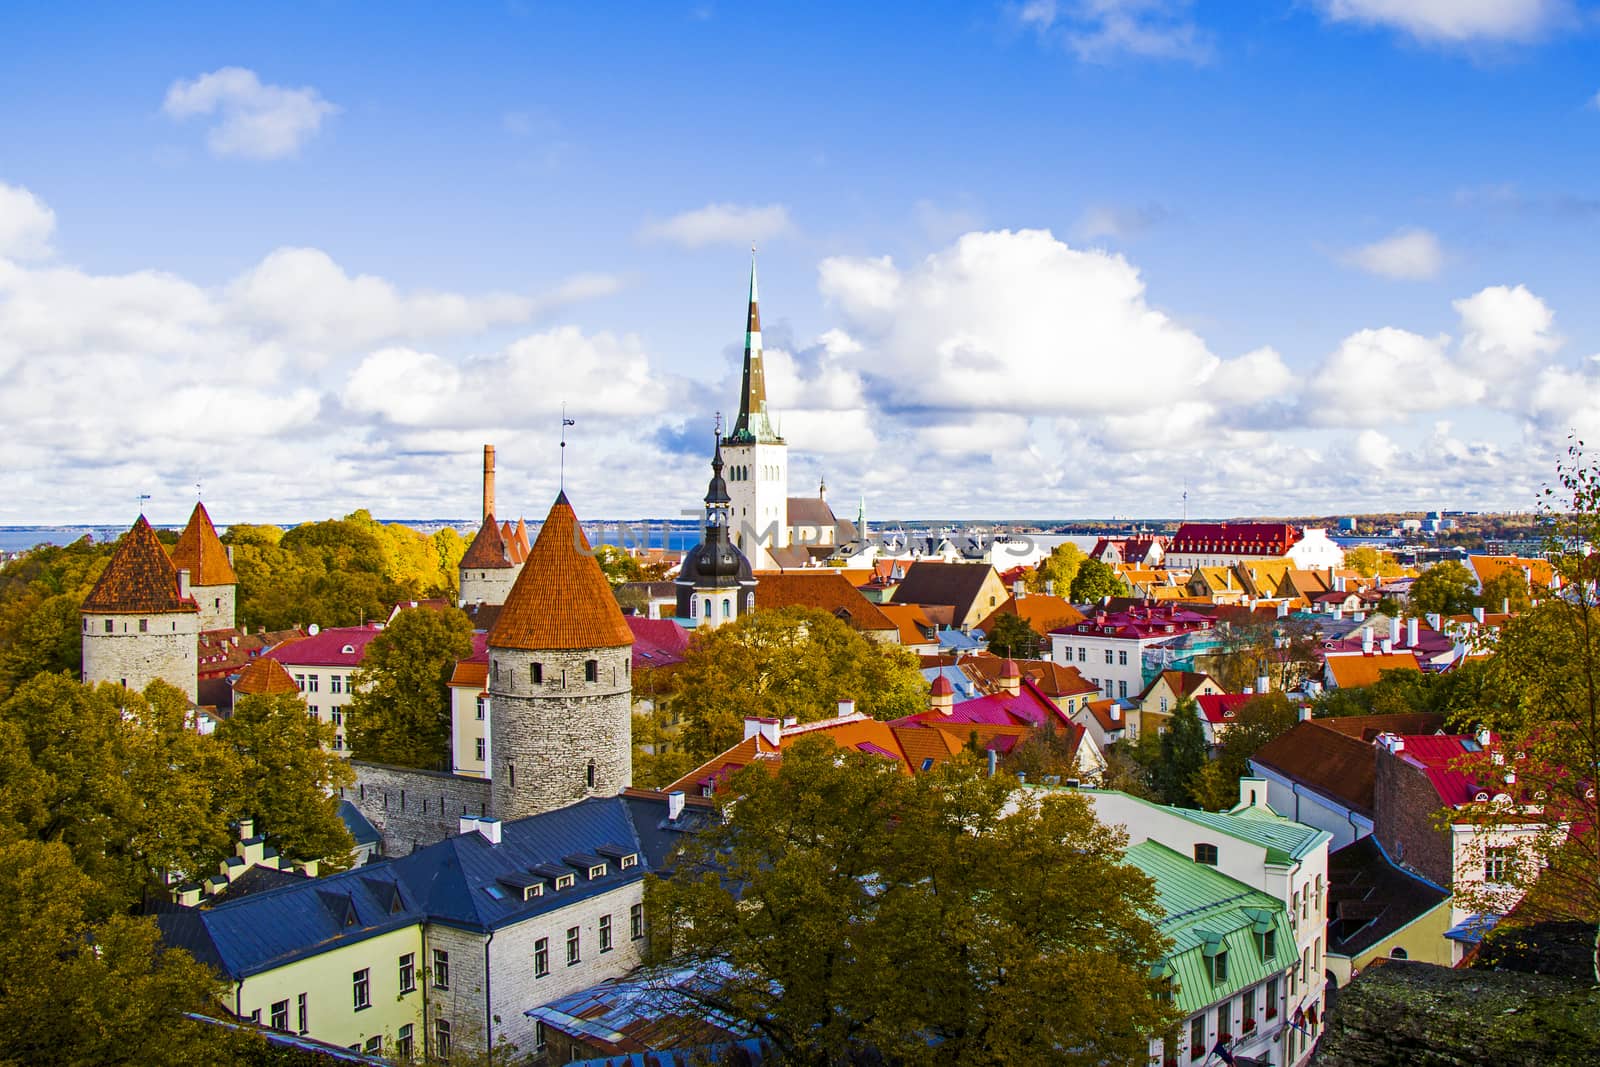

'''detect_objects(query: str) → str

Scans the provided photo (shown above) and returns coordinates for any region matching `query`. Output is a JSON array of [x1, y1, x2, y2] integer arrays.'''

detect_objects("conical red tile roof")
[[488, 493, 633, 651], [460, 514, 514, 569], [232, 656, 299, 696], [81, 516, 199, 615], [170, 502, 236, 586]]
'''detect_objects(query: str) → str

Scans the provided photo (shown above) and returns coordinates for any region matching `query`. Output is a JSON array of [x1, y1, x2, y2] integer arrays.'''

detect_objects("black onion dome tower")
[[676, 431, 756, 628]]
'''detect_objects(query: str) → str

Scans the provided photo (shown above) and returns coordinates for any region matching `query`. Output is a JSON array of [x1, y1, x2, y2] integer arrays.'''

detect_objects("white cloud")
[[0, 183, 55, 260], [1341, 228, 1444, 280], [1454, 284, 1559, 377], [1352, 429, 1400, 469], [1314, 0, 1569, 44], [1017, 0, 1213, 64], [1309, 327, 1484, 425], [162, 67, 337, 160], [638, 203, 794, 248]]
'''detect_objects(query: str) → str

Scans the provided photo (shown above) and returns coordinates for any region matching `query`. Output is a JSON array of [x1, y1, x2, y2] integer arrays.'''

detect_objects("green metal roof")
[[1168, 804, 1329, 865], [1126, 840, 1295, 1015]]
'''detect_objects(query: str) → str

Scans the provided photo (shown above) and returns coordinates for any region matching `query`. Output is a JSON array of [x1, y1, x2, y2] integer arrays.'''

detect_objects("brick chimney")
[[483, 444, 497, 523]]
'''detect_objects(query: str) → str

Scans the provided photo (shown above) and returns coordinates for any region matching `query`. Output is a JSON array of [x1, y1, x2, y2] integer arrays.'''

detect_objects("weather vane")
[[559, 403, 576, 491], [137, 492, 151, 515]]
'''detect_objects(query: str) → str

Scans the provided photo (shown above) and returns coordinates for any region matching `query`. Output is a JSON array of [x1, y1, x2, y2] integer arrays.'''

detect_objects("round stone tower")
[[80, 515, 201, 701], [169, 501, 237, 632], [486, 491, 634, 820]]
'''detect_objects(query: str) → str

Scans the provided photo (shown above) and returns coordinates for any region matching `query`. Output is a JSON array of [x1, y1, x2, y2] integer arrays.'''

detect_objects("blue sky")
[[1, 1, 1598, 524]]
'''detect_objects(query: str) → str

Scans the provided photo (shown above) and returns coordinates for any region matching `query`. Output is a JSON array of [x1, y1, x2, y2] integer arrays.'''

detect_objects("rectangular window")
[[399, 952, 415, 993], [307, 674, 319, 693], [535, 937, 550, 977], [1118, 680, 1128, 698], [332, 735, 343, 751], [1266, 975, 1280, 1018], [395, 1024, 413, 1059], [139, 618, 148, 633], [296, 992, 307, 1034], [331, 675, 343, 694], [600, 913, 613, 952], [352, 968, 370, 1010], [1194, 843, 1219, 866], [1077, 646, 1085, 661], [295, 673, 306, 691], [364, 1036, 382, 1054], [631, 902, 645, 940], [1190, 1015, 1205, 1061], [1486, 846, 1510, 882], [1160, 696, 1169, 713], [1216, 1004, 1229, 1039], [433, 949, 449, 990], [331, 708, 342, 725], [475, 738, 485, 761], [435, 1019, 451, 1060], [475, 696, 485, 720], [1103, 680, 1114, 698], [585, 658, 599, 682], [566, 925, 581, 966], [531, 662, 543, 684], [250, 1009, 261, 1024], [270, 999, 288, 1031], [535, 1020, 548, 1052], [1241, 987, 1255, 1027], [104, 618, 113, 633], [308, 705, 318, 717], [1211, 950, 1228, 984], [1261, 928, 1276, 961], [1118, 649, 1128, 666], [1105, 649, 1114, 664]]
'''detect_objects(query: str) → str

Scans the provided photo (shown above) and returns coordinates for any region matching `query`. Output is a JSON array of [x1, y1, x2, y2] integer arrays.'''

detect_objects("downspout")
[[484, 928, 495, 1059]]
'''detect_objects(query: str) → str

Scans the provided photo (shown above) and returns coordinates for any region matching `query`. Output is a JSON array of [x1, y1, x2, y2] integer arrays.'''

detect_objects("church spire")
[[728, 249, 782, 445]]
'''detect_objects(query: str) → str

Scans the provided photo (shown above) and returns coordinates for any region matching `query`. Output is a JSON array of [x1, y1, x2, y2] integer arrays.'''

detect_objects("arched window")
[[722, 598, 731, 618], [704, 597, 713, 620], [1389, 947, 1408, 959], [689, 598, 697, 618], [586, 760, 596, 789], [584, 659, 598, 683]]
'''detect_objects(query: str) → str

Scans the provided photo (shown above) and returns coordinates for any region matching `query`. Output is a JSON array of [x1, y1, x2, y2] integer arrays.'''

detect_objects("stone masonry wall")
[[345, 762, 492, 856], [1373, 745, 1452, 888], [82, 612, 200, 702], [488, 645, 632, 821], [421, 924, 491, 1058], [190, 583, 235, 633], [460, 566, 519, 608]]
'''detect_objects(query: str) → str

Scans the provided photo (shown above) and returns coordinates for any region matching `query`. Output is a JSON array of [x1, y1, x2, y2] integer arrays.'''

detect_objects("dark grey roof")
[[892, 561, 998, 619], [1326, 836, 1449, 958]]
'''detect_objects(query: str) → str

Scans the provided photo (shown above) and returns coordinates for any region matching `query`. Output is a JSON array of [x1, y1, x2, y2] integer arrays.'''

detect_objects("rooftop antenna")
[[1182, 480, 1189, 522], [137, 492, 151, 516], [559, 403, 576, 492]]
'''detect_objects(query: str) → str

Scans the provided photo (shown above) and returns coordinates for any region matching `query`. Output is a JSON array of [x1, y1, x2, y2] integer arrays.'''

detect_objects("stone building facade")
[[81, 607, 200, 702], [343, 762, 493, 855]]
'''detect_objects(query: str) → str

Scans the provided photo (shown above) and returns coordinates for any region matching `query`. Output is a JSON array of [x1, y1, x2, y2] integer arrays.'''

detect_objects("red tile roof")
[[231, 657, 300, 696], [1169, 522, 1299, 556], [265, 625, 385, 668], [460, 514, 514, 570], [756, 572, 897, 632], [489, 493, 634, 651], [170, 502, 236, 586], [1326, 652, 1421, 689], [627, 617, 691, 670], [1196, 693, 1254, 724], [80, 516, 199, 615], [1251, 720, 1383, 815], [1386, 734, 1496, 808], [974, 593, 1086, 638]]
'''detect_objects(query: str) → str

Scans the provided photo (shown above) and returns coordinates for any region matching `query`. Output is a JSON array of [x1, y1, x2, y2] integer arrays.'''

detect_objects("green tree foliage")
[[1198, 694, 1300, 811], [1344, 545, 1404, 579], [676, 607, 927, 759], [1001, 718, 1083, 782], [985, 611, 1041, 659], [1408, 559, 1479, 617], [1025, 541, 1084, 595], [1480, 568, 1534, 614], [1311, 658, 1492, 719], [644, 740, 1176, 1066], [216, 693, 355, 866], [347, 606, 474, 769], [0, 836, 257, 1065], [1156, 698, 1207, 807], [1209, 613, 1321, 694], [1069, 557, 1126, 603], [0, 537, 113, 699], [226, 513, 462, 631], [593, 544, 647, 587]]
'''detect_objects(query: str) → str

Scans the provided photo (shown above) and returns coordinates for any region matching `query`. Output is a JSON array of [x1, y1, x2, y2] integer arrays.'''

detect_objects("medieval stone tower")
[[459, 446, 530, 608], [486, 491, 634, 820], [169, 501, 237, 632], [80, 515, 200, 701]]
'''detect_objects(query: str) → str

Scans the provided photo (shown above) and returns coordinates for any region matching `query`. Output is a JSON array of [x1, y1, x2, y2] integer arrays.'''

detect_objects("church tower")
[[721, 253, 789, 570], [170, 502, 236, 632], [486, 492, 634, 820], [676, 432, 756, 628], [81, 515, 200, 701]]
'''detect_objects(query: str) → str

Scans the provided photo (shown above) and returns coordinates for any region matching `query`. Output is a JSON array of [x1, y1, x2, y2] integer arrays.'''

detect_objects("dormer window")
[[587, 864, 607, 879], [523, 884, 544, 901], [1210, 948, 1229, 984], [1257, 928, 1276, 962], [554, 873, 575, 890], [618, 854, 638, 870], [342, 644, 356, 655], [1194, 843, 1219, 866]]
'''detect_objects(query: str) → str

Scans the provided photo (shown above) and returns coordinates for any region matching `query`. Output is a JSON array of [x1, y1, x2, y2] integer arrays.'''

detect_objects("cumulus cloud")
[[1454, 284, 1559, 377], [1016, 0, 1213, 64], [1341, 228, 1444, 280], [638, 203, 794, 247], [162, 67, 338, 159], [1314, 0, 1570, 44], [0, 183, 55, 260], [1309, 327, 1484, 425]]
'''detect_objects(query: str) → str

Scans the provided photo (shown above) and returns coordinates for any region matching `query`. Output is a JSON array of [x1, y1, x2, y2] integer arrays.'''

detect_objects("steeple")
[[728, 250, 782, 445]]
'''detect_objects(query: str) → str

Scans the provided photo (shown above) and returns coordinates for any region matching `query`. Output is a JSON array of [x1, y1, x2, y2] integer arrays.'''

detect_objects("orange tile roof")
[[449, 660, 489, 689], [878, 602, 938, 645], [170, 502, 236, 586], [461, 514, 514, 569], [1326, 652, 1421, 690], [1468, 554, 1555, 590], [836, 568, 875, 587], [756, 573, 897, 632], [1082, 698, 1126, 733], [974, 593, 1085, 637], [489, 493, 634, 651], [963, 654, 1099, 699], [514, 517, 531, 558], [231, 657, 300, 696], [81, 516, 199, 615], [1138, 670, 1218, 702]]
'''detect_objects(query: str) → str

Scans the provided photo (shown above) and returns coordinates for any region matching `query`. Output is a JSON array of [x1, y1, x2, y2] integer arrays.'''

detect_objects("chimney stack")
[[667, 791, 686, 820], [1390, 616, 1401, 645], [1362, 627, 1374, 654], [1014, 578, 1025, 600], [999, 659, 1021, 697], [1407, 617, 1419, 647], [177, 568, 191, 599], [1257, 673, 1270, 694], [837, 698, 856, 718], [483, 444, 497, 523]]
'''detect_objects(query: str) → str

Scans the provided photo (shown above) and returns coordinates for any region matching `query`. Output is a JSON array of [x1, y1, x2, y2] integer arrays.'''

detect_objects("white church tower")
[[721, 253, 789, 570]]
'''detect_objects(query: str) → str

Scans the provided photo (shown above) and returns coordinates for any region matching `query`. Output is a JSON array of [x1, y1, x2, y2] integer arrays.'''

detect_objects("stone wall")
[[487, 645, 632, 821], [191, 582, 235, 632], [1373, 745, 1452, 888], [460, 566, 519, 609], [345, 762, 492, 856], [82, 611, 200, 702]]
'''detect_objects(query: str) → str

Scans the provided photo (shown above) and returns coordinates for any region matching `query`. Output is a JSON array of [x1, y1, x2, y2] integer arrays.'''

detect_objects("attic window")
[[618, 854, 637, 870], [1210, 948, 1229, 984], [484, 884, 507, 900], [554, 873, 575, 890], [587, 863, 607, 879], [921, 758, 935, 771], [523, 884, 544, 900], [1194, 843, 1219, 866], [341, 644, 356, 655]]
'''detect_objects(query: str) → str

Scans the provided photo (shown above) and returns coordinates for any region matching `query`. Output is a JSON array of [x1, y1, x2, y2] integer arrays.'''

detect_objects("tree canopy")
[[644, 740, 1176, 1066], [984, 611, 1041, 659], [1344, 545, 1405, 579], [0, 536, 112, 700], [1025, 541, 1084, 595], [347, 606, 475, 769], [1155, 698, 1208, 807], [1069, 557, 1126, 603], [1408, 559, 1479, 617], [675, 607, 927, 759]]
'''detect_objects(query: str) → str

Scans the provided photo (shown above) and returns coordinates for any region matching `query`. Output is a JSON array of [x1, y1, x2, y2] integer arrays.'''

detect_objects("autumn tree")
[[644, 740, 1176, 1066], [1408, 559, 1479, 617], [593, 544, 647, 586], [985, 611, 1041, 659], [1344, 545, 1404, 579], [347, 606, 474, 769], [1209, 612, 1320, 694], [216, 692, 355, 866], [1156, 698, 1208, 807], [675, 607, 927, 759], [1069, 557, 1127, 603], [1025, 541, 1084, 595], [1192, 694, 1300, 811], [0, 536, 112, 698], [1480, 568, 1534, 614]]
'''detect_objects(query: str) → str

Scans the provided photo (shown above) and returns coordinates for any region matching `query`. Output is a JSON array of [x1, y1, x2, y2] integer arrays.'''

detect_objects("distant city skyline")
[[3, 2, 1598, 523]]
